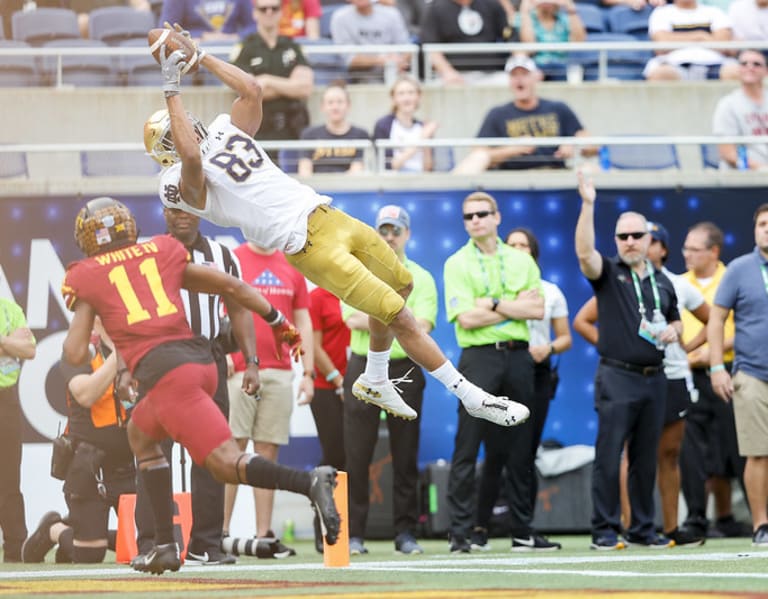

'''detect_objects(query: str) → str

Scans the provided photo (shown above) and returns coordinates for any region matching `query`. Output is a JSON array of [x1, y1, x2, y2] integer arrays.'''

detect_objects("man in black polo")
[[443, 191, 545, 553], [575, 173, 682, 550]]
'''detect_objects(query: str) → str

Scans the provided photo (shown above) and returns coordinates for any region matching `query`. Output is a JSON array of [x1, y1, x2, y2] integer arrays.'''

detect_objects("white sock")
[[429, 361, 482, 409], [364, 349, 390, 383]]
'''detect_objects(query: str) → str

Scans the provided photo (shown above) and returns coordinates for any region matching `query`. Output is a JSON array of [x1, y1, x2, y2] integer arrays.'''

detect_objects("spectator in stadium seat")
[[712, 48, 768, 169], [453, 55, 595, 173], [73, 0, 151, 39], [232, 0, 314, 160], [330, 0, 412, 83], [160, 0, 256, 41], [298, 82, 369, 175], [728, 0, 768, 47], [419, 0, 514, 85], [372, 75, 438, 172], [644, 0, 739, 81], [279, 0, 322, 39], [518, 0, 586, 81]]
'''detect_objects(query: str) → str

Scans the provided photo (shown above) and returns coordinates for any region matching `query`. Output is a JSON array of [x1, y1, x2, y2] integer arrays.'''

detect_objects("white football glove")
[[160, 43, 187, 96]]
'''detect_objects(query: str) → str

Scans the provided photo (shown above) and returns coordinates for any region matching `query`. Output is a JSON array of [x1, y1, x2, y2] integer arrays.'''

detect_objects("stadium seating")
[[12, 7, 79, 46], [88, 6, 157, 45], [432, 145, 455, 172], [575, 3, 606, 34], [278, 148, 300, 173], [80, 150, 160, 176], [701, 143, 721, 169], [40, 38, 119, 86], [570, 33, 650, 81], [0, 40, 41, 86], [319, 4, 342, 39], [300, 38, 348, 85], [0, 151, 27, 178], [600, 140, 680, 170], [606, 5, 652, 40], [119, 37, 163, 86]]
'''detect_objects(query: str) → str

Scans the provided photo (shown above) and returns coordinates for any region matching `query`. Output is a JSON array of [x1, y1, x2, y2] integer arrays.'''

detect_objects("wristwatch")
[[245, 356, 259, 367], [491, 298, 500, 312]]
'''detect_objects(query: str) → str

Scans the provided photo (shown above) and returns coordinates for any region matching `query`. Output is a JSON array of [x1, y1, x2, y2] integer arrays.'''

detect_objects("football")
[[148, 27, 200, 75]]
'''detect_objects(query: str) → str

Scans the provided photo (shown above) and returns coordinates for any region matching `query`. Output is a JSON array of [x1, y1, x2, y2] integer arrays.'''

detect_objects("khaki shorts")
[[732, 370, 768, 457], [286, 204, 411, 325], [227, 368, 294, 445]]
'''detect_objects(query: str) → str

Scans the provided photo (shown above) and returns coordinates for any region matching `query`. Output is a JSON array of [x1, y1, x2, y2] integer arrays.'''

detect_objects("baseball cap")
[[376, 205, 410, 229], [504, 55, 538, 73], [648, 221, 669, 248]]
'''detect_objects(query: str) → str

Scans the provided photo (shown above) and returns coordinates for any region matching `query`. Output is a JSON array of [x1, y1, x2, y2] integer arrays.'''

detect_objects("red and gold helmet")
[[74, 197, 137, 257]]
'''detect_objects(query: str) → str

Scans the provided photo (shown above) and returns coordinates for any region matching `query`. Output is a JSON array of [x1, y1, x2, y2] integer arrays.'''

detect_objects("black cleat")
[[130, 542, 181, 575], [21, 511, 62, 563], [309, 466, 340, 546]]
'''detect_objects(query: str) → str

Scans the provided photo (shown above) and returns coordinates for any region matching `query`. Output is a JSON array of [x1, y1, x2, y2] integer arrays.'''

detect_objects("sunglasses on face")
[[615, 231, 647, 241], [256, 4, 280, 12], [463, 210, 495, 221], [378, 225, 403, 237], [739, 60, 766, 68]]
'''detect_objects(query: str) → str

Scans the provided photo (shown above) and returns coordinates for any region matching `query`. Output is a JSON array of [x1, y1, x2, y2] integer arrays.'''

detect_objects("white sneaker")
[[352, 372, 418, 420], [465, 391, 530, 427]]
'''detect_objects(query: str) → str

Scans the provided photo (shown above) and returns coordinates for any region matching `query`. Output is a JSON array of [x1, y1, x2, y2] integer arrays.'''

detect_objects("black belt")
[[600, 357, 663, 376], [479, 340, 529, 351]]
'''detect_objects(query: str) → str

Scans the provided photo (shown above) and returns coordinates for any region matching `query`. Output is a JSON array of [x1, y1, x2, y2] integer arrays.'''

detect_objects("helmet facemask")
[[144, 109, 209, 167], [74, 197, 138, 257]]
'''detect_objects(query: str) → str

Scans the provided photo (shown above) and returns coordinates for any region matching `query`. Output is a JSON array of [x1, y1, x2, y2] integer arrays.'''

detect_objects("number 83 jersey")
[[61, 234, 194, 371], [158, 114, 331, 255]]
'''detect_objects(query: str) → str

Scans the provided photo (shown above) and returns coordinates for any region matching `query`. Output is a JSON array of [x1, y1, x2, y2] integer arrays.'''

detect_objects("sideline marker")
[[323, 470, 350, 568]]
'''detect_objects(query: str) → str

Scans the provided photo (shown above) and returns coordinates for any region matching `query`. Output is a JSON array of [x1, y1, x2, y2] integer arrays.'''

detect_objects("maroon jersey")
[[62, 234, 193, 371]]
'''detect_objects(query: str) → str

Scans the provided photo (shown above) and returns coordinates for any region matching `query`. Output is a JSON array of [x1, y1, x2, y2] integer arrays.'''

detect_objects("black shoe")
[[449, 535, 470, 553], [131, 542, 181, 575], [666, 527, 705, 548], [186, 548, 237, 565], [21, 511, 62, 563], [512, 533, 562, 552], [623, 533, 674, 548], [715, 515, 753, 538], [255, 531, 296, 559], [309, 466, 340, 546], [313, 508, 324, 554], [469, 527, 490, 552]]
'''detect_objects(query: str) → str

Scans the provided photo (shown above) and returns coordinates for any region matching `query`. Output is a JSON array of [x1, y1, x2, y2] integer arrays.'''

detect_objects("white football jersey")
[[159, 114, 331, 254]]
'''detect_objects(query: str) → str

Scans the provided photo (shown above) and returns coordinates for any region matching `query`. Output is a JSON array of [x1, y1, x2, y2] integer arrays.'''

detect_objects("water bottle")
[[737, 145, 749, 171], [283, 518, 295, 543]]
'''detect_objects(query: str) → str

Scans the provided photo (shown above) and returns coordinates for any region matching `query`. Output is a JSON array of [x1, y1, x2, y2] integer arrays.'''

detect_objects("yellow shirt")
[[682, 261, 734, 363]]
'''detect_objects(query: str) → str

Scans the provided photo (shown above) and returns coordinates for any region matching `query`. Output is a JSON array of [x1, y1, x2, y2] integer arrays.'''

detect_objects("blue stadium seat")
[[119, 37, 163, 86], [12, 8, 79, 46], [41, 38, 119, 86], [320, 4, 342, 39], [81, 150, 160, 176], [88, 6, 157, 45], [701, 144, 721, 169], [575, 3, 606, 34], [0, 40, 41, 86], [0, 151, 28, 178], [432, 145, 455, 172], [600, 139, 680, 170], [300, 38, 347, 85], [569, 33, 650, 81], [606, 5, 652, 40], [278, 148, 300, 173]]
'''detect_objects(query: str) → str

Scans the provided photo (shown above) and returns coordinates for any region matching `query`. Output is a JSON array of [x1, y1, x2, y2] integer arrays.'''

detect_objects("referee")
[[134, 207, 258, 566]]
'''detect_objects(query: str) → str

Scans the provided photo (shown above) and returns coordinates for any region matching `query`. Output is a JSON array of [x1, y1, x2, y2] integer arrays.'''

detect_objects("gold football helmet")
[[74, 197, 138, 257], [143, 109, 209, 167]]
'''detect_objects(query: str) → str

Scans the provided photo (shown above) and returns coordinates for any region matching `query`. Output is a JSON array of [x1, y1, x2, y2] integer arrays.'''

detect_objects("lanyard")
[[473, 241, 507, 297], [761, 262, 768, 297], [629, 260, 661, 318]]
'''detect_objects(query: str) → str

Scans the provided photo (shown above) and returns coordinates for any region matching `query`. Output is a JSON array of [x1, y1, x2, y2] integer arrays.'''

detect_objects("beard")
[[619, 252, 645, 267]]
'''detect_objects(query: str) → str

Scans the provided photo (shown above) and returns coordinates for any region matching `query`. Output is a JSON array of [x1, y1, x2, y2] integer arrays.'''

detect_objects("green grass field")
[[2, 536, 768, 598]]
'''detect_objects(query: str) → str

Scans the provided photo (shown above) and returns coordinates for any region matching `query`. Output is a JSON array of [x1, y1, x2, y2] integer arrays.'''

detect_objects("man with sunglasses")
[[342, 205, 436, 556], [576, 173, 682, 550], [712, 49, 768, 170], [232, 0, 313, 160], [443, 191, 545, 553]]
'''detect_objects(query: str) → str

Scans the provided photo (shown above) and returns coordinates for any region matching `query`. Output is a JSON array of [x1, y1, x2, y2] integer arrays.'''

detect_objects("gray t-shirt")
[[330, 4, 411, 67], [712, 87, 768, 168]]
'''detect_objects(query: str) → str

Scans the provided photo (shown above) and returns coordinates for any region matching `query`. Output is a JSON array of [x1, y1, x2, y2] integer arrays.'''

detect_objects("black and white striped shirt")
[[179, 234, 242, 340]]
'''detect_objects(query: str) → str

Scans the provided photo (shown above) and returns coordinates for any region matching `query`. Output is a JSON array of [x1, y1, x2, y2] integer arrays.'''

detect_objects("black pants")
[[135, 342, 229, 554], [448, 345, 535, 540], [0, 385, 26, 561], [591, 363, 665, 539], [475, 358, 552, 535], [310, 387, 345, 470], [343, 354, 425, 539], [680, 367, 745, 527]]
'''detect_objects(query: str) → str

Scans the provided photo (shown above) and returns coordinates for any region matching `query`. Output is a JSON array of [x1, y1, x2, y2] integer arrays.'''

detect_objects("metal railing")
[[2, 39, 768, 86]]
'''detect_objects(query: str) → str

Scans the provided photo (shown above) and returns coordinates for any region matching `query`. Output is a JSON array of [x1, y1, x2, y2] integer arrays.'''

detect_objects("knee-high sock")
[[139, 464, 175, 545], [244, 455, 311, 496]]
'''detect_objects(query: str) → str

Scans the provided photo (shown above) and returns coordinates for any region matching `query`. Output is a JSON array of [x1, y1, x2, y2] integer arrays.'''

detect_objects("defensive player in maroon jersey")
[[60, 197, 340, 575]]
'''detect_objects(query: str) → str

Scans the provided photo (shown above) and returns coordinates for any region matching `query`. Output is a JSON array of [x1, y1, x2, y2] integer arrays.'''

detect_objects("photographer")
[[21, 318, 135, 564]]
